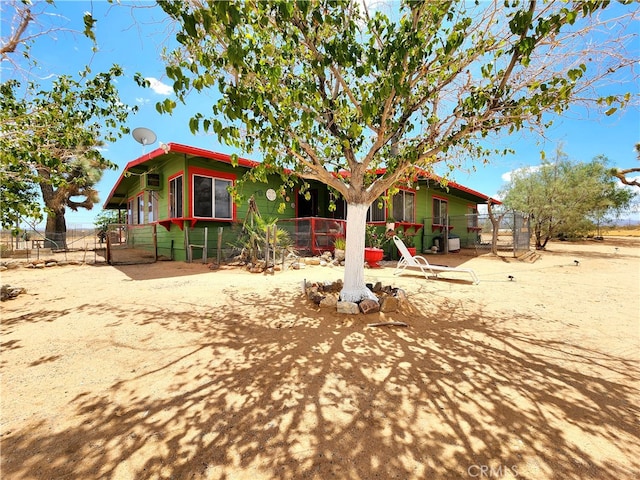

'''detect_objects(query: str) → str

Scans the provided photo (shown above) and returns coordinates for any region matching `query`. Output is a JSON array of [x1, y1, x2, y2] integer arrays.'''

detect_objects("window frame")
[[189, 167, 236, 221], [148, 191, 159, 223], [392, 189, 416, 223], [168, 173, 184, 219], [367, 197, 387, 222], [136, 193, 144, 225], [432, 196, 448, 226], [467, 205, 479, 229], [126, 198, 134, 225]]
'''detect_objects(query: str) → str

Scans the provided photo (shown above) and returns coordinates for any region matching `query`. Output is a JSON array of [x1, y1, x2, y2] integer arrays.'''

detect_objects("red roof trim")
[[104, 142, 500, 208], [120, 142, 258, 170], [431, 175, 501, 205], [103, 143, 258, 208], [163, 143, 259, 168], [397, 167, 501, 204], [338, 167, 501, 204]]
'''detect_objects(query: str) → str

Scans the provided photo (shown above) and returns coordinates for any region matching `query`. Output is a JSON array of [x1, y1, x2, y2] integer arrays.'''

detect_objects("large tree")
[[501, 149, 635, 249], [1, 70, 134, 247], [0, 1, 136, 247], [158, 0, 637, 301]]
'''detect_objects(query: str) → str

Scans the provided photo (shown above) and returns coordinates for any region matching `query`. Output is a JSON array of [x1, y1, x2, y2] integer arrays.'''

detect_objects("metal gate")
[[473, 211, 531, 257], [105, 223, 157, 265], [422, 211, 530, 257]]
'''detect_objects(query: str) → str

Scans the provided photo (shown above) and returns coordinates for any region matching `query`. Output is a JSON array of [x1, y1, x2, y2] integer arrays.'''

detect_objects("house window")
[[136, 194, 144, 225], [367, 198, 386, 222], [148, 191, 158, 223], [467, 206, 478, 228], [392, 190, 415, 223], [193, 174, 233, 219], [127, 198, 133, 225], [169, 175, 183, 218], [433, 197, 448, 225]]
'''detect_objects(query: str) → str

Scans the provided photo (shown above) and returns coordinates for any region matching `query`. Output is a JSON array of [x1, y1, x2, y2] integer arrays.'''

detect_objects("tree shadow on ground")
[[109, 261, 217, 281], [2, 288, 638, 479]]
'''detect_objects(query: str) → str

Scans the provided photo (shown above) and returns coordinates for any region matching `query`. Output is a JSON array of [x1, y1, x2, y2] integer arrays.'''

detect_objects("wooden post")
[[185, 227, 191, 263], [444, 215, 449, 254], [202, 227, 208, 264], [217, 227, 223, 265], [272, 225, 278, 267], [106, 231, 111, 264], [265, 225, 271, 267], [153, 223, 158, 261]]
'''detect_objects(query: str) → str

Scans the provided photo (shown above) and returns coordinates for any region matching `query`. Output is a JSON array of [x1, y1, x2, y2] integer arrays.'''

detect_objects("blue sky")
[[5, 1, 639, 227]]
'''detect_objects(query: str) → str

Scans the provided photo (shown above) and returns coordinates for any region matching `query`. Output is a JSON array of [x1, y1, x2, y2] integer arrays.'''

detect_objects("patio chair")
[[392, 235, 479, 284]]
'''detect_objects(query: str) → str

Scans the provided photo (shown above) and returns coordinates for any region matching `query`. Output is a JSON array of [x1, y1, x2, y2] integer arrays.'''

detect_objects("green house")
[[103, 143, 498, 262]]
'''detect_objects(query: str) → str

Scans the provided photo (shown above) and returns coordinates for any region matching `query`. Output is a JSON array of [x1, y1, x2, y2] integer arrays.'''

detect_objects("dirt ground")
[[1, 237, 639, 480]]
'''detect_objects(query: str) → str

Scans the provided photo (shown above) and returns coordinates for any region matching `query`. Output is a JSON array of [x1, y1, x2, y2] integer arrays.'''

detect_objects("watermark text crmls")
[[468, 464, 518, 477]]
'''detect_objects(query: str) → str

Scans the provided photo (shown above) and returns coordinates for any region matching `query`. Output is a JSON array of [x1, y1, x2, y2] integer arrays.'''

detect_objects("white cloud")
[[135, 97, 150, 105], [501, 165, 542, 183], [145, 77, 173, 96]]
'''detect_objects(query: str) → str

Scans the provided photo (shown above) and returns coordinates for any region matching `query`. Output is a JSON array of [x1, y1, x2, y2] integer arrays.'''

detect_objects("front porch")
[[278, 217, 423, 257], [278, 217, 346, 256]]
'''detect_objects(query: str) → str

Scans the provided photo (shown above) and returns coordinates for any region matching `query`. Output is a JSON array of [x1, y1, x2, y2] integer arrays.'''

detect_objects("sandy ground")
[[1, 237, 639, 480]]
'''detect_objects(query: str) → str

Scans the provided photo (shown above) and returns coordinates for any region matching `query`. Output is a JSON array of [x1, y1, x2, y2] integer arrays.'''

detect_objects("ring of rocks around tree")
[[303, 278, 410, 316]]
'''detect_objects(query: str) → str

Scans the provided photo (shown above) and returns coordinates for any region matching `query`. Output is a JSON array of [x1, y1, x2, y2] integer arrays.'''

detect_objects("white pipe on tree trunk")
[[340, 202, 378, 303]]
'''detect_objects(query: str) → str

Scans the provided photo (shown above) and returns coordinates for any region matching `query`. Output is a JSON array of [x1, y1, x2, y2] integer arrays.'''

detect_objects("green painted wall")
[[118, 154, 484, 261], [421, 186, 479, 253], [121, 154, 300, 262]]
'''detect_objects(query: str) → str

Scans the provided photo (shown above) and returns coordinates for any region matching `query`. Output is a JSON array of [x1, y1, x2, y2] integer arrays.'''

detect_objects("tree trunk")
[[340, 203, 378, 303], [44, 208, 67, 249], [39, 176, 68, 249], [538, 234, 550, 250], [533, 223, 545, 250], [40, 180, 66, 249], [487, 201, 506, 256]]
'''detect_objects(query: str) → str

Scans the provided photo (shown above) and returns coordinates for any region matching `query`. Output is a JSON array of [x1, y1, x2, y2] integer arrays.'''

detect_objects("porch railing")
[[278, 217, 346, 255]]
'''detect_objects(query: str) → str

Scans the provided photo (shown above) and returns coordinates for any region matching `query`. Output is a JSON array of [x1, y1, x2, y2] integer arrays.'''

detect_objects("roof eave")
[[103, 142, 258, 209]]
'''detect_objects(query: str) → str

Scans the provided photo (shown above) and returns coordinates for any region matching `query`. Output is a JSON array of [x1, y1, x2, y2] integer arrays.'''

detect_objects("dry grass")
[[597, 226, 640, 237]]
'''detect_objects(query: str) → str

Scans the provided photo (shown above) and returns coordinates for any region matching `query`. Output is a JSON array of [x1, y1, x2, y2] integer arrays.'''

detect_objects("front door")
[[297, 189, 318, 217]]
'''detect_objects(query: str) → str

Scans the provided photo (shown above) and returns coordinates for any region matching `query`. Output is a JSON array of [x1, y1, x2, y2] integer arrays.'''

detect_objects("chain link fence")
[[0, 225, 105, 261], [476, 212, 531, 256], [105, 223, 157, 265], [421, 212, 530, 257]]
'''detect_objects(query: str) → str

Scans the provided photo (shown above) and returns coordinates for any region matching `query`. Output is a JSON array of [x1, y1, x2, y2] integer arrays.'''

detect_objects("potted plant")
[[396, 228, 421, 257], [333, 235, 346, 262], [364, 225, 390, 268]]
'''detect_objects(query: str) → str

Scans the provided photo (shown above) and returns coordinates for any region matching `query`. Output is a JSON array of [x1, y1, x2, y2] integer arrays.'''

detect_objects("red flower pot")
[[364, 247, 384, 268], [398, 246, 417, 258]]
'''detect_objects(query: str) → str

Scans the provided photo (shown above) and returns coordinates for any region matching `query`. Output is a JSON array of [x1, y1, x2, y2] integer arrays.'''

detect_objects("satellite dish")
[[132, 127, 157, 147]]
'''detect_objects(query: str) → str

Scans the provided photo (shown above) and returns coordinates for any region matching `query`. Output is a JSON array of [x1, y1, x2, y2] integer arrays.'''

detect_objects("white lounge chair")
[[393, 235, 479, 284]]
